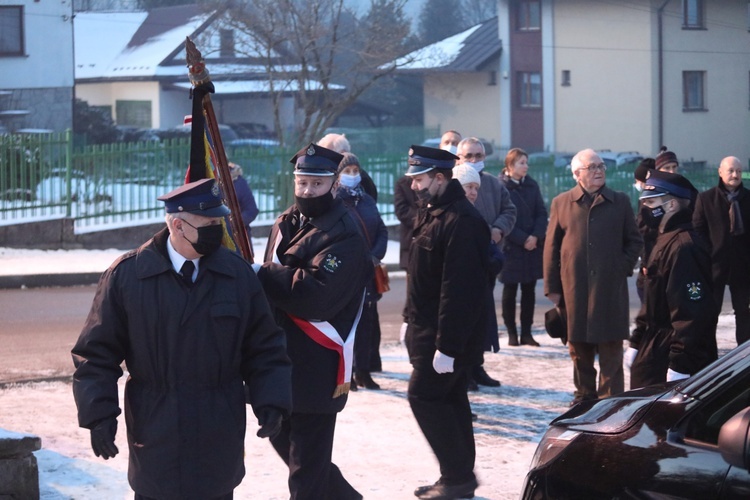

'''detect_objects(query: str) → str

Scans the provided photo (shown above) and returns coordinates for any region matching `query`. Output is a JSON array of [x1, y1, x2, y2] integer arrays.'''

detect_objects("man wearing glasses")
[[543, 148, 642, 406], [455, 137, 516, 389]]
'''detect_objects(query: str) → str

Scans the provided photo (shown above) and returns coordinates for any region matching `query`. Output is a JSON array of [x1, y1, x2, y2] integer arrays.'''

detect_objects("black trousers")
[[408, 366, 476, 485], [501, 281, 537, 336], [135, 495, 231, 500], [353, 300, 376, 371], [270, 412, 362, 500], [716, 281, 750, 345]]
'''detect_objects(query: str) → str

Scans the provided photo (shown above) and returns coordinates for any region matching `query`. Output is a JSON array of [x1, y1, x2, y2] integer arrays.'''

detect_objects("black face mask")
[[642, 203, 666, 229], [295, 191, 334, 219], [414, 177, 435, 203], [182, 219, 224, 256]]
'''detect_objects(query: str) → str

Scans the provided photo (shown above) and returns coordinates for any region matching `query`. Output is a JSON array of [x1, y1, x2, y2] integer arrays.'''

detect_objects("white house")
[[0, 0, 75, 132]]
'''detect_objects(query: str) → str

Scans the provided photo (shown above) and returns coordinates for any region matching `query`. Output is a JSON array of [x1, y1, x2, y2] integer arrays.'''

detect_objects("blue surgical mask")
[[441, 144, 458, 155], [339, 173, 361, 189], [465, 161, 485, 173]]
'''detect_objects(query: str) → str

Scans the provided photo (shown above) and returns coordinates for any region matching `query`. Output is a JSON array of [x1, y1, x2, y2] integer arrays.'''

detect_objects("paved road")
[[0, 274, 718, 384]]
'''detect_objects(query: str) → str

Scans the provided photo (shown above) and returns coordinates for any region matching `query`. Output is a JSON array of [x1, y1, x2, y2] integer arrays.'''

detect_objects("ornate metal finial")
[[185, 37, 211, 87]]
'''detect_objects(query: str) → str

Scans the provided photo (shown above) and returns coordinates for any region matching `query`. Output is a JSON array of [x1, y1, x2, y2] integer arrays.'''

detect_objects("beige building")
[[497, 0, 750, 166]]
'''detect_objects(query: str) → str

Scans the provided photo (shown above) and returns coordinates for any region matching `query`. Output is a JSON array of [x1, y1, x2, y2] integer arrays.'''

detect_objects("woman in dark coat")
[[336, 152, 389, 389], [499, 148, 548, 346]]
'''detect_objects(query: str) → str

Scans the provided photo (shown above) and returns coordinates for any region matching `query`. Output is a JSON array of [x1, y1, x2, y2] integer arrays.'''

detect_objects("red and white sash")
[[287, 290, 365, 398]]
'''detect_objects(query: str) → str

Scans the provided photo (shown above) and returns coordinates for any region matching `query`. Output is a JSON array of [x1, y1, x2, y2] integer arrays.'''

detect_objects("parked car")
[[522, 340, 750, 499], [599, 150, 643, 168], [528, 151, 574, 169], [156, 123, 240, 144]]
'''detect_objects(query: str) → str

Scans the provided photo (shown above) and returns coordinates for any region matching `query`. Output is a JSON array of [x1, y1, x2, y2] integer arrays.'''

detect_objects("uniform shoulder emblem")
[[322, 253, 341, 273], [686, 282, 703, 301]]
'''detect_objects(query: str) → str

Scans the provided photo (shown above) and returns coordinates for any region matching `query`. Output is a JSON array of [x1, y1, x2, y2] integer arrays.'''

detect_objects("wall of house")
[[76, 82, 162, 127], [552, 0, 655, 155], [0, 1, 74, 132], [423, 71, 502, 147], [660, 0, 750, 166]]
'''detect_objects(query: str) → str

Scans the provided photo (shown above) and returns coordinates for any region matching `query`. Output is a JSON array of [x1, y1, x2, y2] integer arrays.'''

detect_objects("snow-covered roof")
[[171, 79, 344, 94], [390, 17, 502, 72], [75, 6, 213, 80]]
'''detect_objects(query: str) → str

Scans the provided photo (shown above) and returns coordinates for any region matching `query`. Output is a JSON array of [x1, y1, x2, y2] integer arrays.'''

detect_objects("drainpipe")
[[657, 0, 671, 148]]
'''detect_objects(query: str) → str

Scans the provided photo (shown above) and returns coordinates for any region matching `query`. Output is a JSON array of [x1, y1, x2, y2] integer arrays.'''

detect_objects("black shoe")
[[520, 335, 540, 347], [466, 377, 479, 392], [471, 412, 478, 422], [414, 478, 478, 499], [473, 365, 501, 387], [508, 332, 519, 346], [349, 379, 358, 391], [354, 371, 381, 390]]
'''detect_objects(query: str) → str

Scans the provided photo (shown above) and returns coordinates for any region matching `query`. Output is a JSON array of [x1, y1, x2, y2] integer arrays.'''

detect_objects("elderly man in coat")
[[693, 156, 750, 346], [544, 148, 642, 406], [72, 178, 293, 500]]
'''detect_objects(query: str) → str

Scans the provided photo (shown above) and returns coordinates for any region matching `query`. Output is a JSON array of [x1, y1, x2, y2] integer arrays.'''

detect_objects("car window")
[[682, 371, 750, 445]]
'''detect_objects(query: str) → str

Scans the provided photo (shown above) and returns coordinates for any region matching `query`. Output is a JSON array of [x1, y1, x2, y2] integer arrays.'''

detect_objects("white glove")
[[623, 347, 638, 370], [432, 350, 454, 374], [666, 368, 690, 382], [399, 322, 408, 345], [251, 263, 261, 273]]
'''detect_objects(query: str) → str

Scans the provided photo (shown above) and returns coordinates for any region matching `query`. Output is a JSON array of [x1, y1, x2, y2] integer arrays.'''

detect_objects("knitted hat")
[[452, 164, 480, 186], [634, 158, 655, 182], [655, 146, 678, 170]]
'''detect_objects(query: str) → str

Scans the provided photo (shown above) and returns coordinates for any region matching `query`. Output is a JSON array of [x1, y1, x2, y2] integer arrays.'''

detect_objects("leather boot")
[[520, 326, 540, 346], [507, 326, 519, 346], [354, 370, 381, 390], [473, 365, 501, 387]]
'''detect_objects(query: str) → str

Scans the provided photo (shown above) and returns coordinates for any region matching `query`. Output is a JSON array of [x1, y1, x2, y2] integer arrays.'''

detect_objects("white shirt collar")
[[166, 236, 199, 279]]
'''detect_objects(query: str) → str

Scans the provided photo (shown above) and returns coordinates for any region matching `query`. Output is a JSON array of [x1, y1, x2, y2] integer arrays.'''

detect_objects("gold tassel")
[[332, 382, 350, 398]]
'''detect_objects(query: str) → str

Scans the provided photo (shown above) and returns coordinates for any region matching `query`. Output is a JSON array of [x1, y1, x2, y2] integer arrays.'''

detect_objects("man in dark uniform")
[[625, 170, 718, 389], [72, 178, 292, 500], [404, 145, 490, 500], [253, 143, 371, 500]]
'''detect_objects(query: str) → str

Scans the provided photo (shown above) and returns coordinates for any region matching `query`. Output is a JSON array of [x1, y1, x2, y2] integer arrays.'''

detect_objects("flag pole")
[[185, 37, 254, 263]]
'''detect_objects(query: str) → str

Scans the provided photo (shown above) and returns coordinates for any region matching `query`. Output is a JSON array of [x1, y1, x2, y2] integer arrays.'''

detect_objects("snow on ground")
[[0, 317, 740, 500]]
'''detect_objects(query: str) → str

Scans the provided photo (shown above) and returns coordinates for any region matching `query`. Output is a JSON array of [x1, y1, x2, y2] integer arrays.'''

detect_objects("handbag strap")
[[346, 203, 373, 248]]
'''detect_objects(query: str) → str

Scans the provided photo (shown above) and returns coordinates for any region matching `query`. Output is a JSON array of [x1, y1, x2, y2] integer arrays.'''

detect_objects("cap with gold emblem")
[[289, 143, 343, 176], [157, 178, 230, 217]]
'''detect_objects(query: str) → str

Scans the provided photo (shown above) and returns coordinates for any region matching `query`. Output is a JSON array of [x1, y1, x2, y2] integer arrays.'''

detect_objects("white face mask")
[[339, 173, 361, 188], [464, 160, 485, 173], [441, 144, 458, 155]]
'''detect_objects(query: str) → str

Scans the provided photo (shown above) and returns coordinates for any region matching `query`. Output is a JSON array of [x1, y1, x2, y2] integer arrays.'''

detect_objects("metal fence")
[[0, 131, 724, 234]]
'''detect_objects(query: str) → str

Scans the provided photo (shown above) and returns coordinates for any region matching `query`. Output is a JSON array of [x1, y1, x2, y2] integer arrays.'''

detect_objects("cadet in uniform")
[[626, 170, 718, 389], [253, 143, 371, 500], [404, 145, 490, 500], [72, 178, 292, 500]]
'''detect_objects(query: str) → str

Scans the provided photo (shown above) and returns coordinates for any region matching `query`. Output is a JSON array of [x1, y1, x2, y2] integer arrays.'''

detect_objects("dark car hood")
[[551, 386, 673, 434]]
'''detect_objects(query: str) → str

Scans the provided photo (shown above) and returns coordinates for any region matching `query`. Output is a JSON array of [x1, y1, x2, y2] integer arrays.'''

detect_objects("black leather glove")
[[256, 407, 283, 440], [90, 417, 119, 460]]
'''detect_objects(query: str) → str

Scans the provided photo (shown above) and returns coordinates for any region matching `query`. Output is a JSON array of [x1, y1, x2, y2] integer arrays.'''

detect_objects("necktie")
[[180, 260, 195, 287]]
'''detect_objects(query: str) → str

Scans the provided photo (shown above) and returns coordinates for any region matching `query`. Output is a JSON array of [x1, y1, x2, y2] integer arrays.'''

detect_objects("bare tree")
[[462, 0, 497, 26], [216, 0, 413, 146]]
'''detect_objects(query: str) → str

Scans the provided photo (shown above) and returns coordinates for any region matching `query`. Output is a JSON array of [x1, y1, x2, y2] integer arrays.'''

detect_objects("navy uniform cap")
[[290, 143, 343, 177], [157, 178, 230, 217], [405, 145, 459, 176], [640, 170, 697, 200]]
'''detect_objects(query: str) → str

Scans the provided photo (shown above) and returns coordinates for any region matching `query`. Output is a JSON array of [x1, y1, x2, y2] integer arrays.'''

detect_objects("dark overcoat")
[[394, 175, 418, 270], [543, 184, 643, 343], [498, 174, 547, 284], [72, 228, 292, 499], [405, 179, 490, 369], [256, 198, 371, 413], [629, 211, 718, 387], [692, 180, 750, 289]]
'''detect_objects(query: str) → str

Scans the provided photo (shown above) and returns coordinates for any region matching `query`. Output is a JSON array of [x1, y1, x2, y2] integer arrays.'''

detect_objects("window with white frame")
[[0, 6, 24, 56], [683, 71, 706, 111], [518, 72, 542, 108], [517, 0, 541, 31], [683, 0, 705, 29]]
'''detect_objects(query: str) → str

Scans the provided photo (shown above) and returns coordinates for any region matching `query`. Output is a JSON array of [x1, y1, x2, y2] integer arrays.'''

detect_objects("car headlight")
[[529, 426, 581, 470]]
